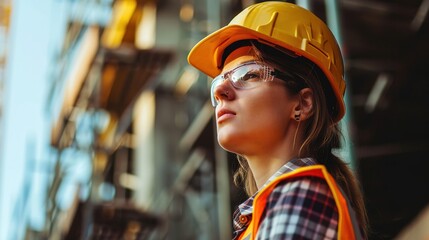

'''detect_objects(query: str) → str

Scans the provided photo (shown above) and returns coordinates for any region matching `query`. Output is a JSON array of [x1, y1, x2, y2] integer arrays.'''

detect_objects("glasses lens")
[[230, 63, 267, 89], [210, 76, 222, 107], [210, 62, 275, 107]]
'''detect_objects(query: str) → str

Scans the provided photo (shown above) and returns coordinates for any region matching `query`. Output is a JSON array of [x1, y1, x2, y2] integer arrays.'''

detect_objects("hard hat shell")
[[187, 1, 346, 122]]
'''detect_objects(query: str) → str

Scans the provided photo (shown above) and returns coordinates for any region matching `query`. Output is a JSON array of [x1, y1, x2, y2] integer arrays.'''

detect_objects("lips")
[[217, 108, 236, 123]]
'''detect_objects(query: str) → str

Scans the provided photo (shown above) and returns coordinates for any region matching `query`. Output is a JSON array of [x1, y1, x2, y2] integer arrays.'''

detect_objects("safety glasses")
[[210, 61, 290, 107]]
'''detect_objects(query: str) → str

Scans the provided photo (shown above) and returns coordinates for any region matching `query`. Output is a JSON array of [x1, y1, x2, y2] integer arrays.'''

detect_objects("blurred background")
[[0, 0, 428, 239]]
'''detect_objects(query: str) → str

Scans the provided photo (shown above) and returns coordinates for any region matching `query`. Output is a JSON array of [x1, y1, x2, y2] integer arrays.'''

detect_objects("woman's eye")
[[240, 72, 260, 81]]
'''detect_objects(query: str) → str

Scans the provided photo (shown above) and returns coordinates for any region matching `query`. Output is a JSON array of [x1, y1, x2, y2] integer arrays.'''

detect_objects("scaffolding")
[[38, 0, 232, 239]]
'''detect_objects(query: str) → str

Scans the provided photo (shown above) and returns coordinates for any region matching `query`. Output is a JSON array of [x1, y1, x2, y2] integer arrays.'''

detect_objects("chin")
[[217, 131, 246, 155]]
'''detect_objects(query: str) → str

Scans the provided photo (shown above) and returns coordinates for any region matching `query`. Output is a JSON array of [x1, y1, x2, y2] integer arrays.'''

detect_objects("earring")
[[294, 111, 301, 121]]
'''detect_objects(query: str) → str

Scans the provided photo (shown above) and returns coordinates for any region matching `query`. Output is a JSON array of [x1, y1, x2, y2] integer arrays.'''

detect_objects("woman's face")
[[213, 53, 299, 156]]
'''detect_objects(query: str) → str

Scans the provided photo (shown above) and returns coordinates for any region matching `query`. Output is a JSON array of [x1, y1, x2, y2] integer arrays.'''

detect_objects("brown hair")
[[231, 41, 368, 235]]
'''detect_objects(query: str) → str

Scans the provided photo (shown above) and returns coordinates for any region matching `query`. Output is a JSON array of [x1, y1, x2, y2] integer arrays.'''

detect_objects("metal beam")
[[325, 0, 357, 168]]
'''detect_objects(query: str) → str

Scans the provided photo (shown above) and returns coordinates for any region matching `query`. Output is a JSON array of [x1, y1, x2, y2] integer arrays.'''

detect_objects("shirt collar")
[[236, 157, 317, 216]]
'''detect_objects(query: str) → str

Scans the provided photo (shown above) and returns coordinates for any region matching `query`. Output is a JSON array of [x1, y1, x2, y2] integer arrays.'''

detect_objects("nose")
[[212, 78, 235, 106]]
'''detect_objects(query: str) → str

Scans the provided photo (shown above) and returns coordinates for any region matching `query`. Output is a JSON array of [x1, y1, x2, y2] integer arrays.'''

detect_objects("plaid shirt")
[[232, 158, 339, 239]]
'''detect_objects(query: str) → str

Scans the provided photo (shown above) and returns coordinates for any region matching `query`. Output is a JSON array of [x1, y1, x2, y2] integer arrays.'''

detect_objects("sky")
[[0, 1, 109, 238], [0, 0, 65, 239]]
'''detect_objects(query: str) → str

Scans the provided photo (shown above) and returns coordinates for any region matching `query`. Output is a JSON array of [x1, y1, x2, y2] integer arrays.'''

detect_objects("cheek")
[[217, 88, 293, 153], [246, 88, 292, 126], [244, 88, 296, 136], [249, 105, 289, 138]]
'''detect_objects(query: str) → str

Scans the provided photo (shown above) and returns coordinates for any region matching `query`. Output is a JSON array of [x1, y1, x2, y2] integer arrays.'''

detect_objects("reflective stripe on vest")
[[238, 165, 362, 240]]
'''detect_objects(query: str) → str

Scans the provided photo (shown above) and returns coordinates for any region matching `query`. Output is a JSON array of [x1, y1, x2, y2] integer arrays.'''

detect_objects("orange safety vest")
[[238, 165, 363, 240]]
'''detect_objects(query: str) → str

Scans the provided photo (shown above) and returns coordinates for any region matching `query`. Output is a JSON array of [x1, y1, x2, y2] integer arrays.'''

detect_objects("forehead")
[[222, 46, 258, 72], [222, 56, 258, 73]]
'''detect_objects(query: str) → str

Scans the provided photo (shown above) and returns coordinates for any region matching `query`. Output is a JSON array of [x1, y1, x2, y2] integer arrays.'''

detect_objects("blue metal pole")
[[325, 0, 357, 169]]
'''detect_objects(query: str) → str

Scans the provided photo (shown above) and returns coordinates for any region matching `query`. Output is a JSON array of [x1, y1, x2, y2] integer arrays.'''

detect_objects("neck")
[[244, 140, 300, 190]]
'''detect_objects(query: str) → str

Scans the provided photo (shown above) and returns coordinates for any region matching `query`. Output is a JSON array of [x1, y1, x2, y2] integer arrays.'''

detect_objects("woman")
[[188, 2, 368, 239]]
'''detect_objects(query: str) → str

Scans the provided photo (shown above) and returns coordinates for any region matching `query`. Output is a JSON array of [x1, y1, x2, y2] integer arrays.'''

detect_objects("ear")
[[292, 88, 313, 121]]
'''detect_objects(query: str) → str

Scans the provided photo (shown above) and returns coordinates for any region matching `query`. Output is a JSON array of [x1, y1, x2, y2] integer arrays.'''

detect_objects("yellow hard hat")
[[188, 1, 346, 121]]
